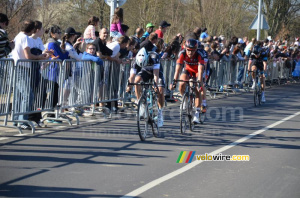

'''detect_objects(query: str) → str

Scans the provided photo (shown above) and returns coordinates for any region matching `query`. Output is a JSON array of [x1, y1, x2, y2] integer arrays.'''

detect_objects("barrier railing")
[[0, 59, 22, 133], [0, 57, 298, 133]]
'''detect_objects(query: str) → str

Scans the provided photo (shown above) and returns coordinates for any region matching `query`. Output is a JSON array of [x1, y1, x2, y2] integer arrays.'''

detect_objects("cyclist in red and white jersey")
[[170, 39, 205, 124]]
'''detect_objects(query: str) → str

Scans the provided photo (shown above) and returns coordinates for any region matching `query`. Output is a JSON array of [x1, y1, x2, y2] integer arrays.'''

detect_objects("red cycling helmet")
[[185, 39, 197, 50]]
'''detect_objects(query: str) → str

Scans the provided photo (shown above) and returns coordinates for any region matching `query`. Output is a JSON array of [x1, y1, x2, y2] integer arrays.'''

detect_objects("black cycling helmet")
[[185, 39, 197, 50], [253, 45, 262, 55]]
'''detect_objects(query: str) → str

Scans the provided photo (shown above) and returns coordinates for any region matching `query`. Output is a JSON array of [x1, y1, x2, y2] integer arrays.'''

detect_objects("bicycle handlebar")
[[174, 79, 202, 84]]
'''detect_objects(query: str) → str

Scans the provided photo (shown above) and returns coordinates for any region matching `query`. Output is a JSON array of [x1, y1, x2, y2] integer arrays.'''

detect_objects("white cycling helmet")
[[136, 47, 149, 67]]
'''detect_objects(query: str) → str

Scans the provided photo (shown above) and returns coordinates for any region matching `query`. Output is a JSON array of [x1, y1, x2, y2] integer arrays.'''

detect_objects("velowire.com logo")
[[177, 151, 250, 163]]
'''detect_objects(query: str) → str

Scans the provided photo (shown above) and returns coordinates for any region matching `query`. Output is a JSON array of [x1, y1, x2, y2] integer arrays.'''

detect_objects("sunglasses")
[[186, 49, 196, 52]]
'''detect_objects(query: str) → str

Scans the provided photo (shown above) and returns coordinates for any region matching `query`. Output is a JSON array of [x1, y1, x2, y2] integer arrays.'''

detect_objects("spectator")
[[110, 7, 125, 40], [0, 13, 14, 58], [83, 16, 99, 43], [200, 28, 208, 41], [93, 28, 113, 59], [107, 35, 130, 58], [45, 25, 69, 122], [204, 36, 213, 47], [12, 20, 49, 63], [193, 27, 202, 39], [244, 37, 256, 58], [155, 21, 171, 39], [210, 42, 221, 61], [161, 40, 180, 59], [28, 20, 48, 127], [62, 27, 83, 61], [61, 27, 84, 108], [46, 25, 69, 61], [174, 33, 184, 45], [81, 43, 103, 66], [121, 24, 129, 36], [11, 20, 49, 129], [140, 32, 158, 52], [229, 36, 238, 54], [232, 45, 245, 87], [132, 27, 144, 44], [140, 23, 154, 42], [156, 38, 165, 58], [126, 37, 137, 59]]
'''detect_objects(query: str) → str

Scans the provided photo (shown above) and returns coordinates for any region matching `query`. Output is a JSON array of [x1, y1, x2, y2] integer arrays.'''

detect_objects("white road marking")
[[121, 111, 300, 198], [0, 137, 9, 141], [14, 134, 27, 137]]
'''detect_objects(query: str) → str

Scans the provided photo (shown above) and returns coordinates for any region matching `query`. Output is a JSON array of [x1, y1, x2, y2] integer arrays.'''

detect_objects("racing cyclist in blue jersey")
[[197, 41, 209, 113], [248, 41, 268, 102], [134, 47, 165, 127]]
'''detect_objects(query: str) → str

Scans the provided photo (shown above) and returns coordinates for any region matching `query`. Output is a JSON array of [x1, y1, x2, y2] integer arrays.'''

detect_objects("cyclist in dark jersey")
[[134, 47, 165, 127], [197, 42, 209, 112], [170, 39, 205, 124], [248, 41, 268, 102]]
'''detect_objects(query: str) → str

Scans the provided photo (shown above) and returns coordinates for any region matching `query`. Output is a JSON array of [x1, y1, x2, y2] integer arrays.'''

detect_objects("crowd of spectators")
[[0, 9, 299, 129]]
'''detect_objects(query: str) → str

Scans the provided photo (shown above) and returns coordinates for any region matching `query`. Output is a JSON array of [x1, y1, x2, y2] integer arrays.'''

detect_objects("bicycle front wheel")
[[137, 96, 150, 141], [258, 86, 262, 106], [150, 96, 159, 138], [254, 86, 259, 107], [180, 93, 189, 134]]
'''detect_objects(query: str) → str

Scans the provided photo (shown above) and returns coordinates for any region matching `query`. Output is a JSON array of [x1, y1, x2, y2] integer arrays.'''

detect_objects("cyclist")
[[134, 47, 165, 127], [197, 42, 209, 113], [248, 41, 268, 102], [170, 39, 205, 124]]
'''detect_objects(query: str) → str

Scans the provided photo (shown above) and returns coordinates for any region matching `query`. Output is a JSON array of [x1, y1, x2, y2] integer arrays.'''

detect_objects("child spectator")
[[83, 16, 99, 43], [110, 7, 125, 40]]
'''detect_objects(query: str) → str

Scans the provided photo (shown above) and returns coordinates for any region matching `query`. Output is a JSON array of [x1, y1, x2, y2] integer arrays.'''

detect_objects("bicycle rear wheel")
[[137, 96, 150, 141], [180, 93, 189, 134]]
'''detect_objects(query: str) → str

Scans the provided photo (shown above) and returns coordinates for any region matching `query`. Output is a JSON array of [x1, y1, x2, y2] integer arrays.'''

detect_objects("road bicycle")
[[174, 80, 203, 134], [248, 70, 263, 107], [128, 81, 159, 141]]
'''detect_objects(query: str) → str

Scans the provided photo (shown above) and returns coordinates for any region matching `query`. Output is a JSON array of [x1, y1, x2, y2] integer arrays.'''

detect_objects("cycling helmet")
[[253, 45, 262, 55], [185, 39, 197, 50], [136, 47, 149, 67]]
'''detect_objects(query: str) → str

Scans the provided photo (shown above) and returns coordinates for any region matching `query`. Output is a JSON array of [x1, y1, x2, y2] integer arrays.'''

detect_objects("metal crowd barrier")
[[1, 57, 298, 133], [12, 59, 69, 133], [91, 60, 131, 117], [0, 59, 22, 133], [160, 58, 176, 100]]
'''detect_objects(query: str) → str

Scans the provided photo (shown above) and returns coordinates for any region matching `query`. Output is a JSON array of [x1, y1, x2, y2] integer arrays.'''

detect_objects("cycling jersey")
[[250, 45, 267, 70], [176, 49, 205, 77], [135, 52, 165, 87]]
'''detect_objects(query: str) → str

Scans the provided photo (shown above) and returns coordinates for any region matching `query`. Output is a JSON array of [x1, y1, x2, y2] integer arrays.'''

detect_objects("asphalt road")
[[0, 83, 299, 198]]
